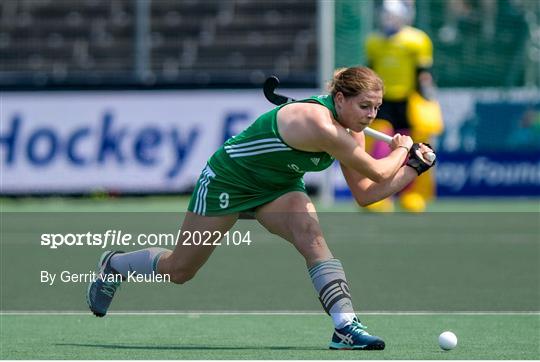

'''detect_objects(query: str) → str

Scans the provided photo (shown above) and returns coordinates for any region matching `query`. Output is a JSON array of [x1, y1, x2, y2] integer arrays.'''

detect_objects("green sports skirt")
[[187, 155, 307, 216]]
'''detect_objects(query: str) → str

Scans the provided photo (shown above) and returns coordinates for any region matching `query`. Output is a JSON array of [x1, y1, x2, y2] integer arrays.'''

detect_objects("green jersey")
[[188, 95, 337, 215]]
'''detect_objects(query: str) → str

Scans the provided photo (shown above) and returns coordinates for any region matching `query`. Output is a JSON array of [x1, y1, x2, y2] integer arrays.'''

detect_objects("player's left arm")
[[340, 130, 431, 206]]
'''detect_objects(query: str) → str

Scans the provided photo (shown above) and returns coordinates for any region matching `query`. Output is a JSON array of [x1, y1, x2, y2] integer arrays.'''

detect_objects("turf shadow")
[[56, 343, 321, 351]]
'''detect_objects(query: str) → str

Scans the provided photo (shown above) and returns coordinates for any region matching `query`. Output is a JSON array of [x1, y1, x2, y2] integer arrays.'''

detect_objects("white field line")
[[1, 311, 539, 316]]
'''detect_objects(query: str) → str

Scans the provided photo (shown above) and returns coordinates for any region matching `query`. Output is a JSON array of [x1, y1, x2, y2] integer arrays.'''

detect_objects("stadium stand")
[[0, 0, 317, 88], [0, 0, 536, 88]]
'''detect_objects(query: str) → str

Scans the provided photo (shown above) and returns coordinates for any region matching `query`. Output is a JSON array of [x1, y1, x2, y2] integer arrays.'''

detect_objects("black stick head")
[[263, 75, 280, 94], [263, 75, 291, 106]]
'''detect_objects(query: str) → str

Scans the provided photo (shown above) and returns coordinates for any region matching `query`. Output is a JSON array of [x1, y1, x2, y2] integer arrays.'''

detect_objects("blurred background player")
[[364, 0, 444, 212]]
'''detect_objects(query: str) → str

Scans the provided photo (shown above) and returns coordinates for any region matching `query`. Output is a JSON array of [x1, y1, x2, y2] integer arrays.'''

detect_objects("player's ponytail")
[[328, 66, 384, 98]]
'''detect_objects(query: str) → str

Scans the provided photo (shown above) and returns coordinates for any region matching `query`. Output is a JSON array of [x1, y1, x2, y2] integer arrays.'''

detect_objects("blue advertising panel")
[[436, 152, 540, 196]]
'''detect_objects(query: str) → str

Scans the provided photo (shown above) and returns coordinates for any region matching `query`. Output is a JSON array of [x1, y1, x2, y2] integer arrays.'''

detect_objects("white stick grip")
[[363, 127, 393, 143], [363, 127, 436, 162]]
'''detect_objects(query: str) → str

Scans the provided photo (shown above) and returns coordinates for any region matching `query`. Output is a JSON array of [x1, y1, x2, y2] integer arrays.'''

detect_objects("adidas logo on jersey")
[[311, 157, 320, 166]]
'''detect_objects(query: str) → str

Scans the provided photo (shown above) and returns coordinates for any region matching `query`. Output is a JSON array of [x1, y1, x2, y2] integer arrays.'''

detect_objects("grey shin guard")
[[308, 259, 356, 328]]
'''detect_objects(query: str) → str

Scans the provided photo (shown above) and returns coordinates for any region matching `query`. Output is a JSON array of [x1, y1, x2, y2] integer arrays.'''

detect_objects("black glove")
[[406, 143, 436, 175]]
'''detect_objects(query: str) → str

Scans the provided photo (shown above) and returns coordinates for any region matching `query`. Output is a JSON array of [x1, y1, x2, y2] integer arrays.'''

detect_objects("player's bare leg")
[[255, 192, 332, 266], [255, 191, 385, 350], [87, 211, 238, 316], [157, 212, 239, 284]]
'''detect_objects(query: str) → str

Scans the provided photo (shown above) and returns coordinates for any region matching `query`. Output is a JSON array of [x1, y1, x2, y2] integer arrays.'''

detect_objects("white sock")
[[331, 312, 357, 329], [110, 247, 169, 278], [308, 259, 356, 329]]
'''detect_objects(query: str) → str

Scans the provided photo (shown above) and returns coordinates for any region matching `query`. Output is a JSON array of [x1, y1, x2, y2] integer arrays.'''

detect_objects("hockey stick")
[[263, 76, 436, 162]]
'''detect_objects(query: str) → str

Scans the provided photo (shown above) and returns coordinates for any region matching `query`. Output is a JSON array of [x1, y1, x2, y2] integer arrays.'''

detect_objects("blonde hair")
[[328, 66, 384, 98]]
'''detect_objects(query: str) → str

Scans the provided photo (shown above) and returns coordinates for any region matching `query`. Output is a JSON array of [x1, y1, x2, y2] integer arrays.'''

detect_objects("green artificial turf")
[[1, 314, 538, 359], [1, 197, 538, 359]]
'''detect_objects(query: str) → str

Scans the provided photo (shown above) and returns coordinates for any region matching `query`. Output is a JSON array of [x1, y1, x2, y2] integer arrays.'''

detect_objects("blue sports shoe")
[[86, 251, 124, 317], [329, 318, 385, 350]]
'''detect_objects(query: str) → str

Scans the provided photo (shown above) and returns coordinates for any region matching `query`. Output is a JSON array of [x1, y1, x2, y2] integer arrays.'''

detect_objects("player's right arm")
[[339, 130, 434, 206], [341, 162, 418, 206], [319, 124, 411, 183], [279, 103, 413, 183]]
